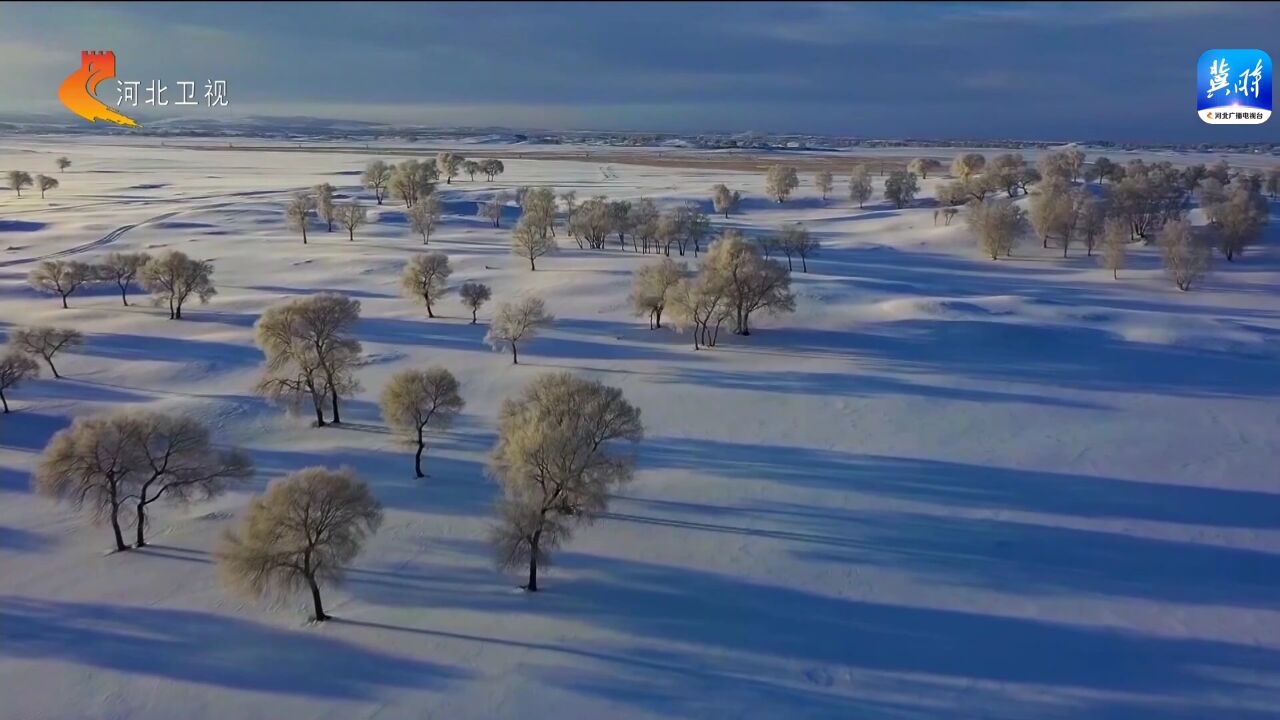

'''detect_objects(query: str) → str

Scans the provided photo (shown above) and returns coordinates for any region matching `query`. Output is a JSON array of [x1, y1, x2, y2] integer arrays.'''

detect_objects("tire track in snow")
[[0, 210, 178, 268]]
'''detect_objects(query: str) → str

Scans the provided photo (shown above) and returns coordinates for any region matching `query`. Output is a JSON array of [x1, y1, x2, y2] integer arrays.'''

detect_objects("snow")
[[1, 136, 1279, 719]]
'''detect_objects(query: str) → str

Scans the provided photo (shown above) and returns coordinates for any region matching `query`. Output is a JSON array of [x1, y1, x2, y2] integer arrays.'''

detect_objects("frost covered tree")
[[408, 194, 443, 244], [1160, 218, 1210, 291], [1093, 157, 1122, 185], [1029, 177, 1074, 250], [33, 414, 139, 552], [36, 174, 58, 199], [480, 191, 510, 228], [779, 222, 819, 272], [7, 170, 32, 196], [459, 281, 492, 324], [703, 230, 795, 335], [569, 196, 612, 249], [814, 171, 834, 201], [765, 165, 800, 203], [380, 367, 464, 478], [883, 171, 919, 209], [511, 216, 556, 270], [522, 187, 558, 238], [485, 295, 553, 364], [950, 153, 985, 180], [315, 183, 336, 232], [1213, 183, 1268, 261], [461, 159, 481, 181], [480, 158, 505, 181], [391, 159, 437, 208], [1101, 218, 1128, 280], [848, 165, 874, 208], [1197, 178, 1228, 225], [1265, 168, 1280, 199], [56, 156, 72, 173], [712, 183, 742, 218], [628, 257, 685, 329], [254, 293, 362, 426], [286, 191, 315, 244], [0, 350, 39, 413], [437, 152, 462, 184], [967, 198, 1026, 260], [218, 466, 382, 621], [488, 373, 643, 592], [9, 326, 82, 379], [363, 160, 392, 205], [668, 274, 733, 349], [95, 251, 151, 306], [908, 158, 941, 179], [608, 200, 633, 249], [401, 252, 452, 318], [335, 200, 367, 242], [28, 259, 94, 309], [1079, 196, 1107, 257], [629, 198, 660, 253], [140, 251, 215, 320]]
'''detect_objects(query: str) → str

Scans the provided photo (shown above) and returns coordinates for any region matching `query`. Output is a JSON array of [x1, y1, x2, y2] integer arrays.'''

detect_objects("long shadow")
[[640, 438, 1280, 530], [744, 319, 1280, 398], [0, 526, 50, 552], [0, 597, 469, 698], [79, 332, 260, 369], [0, 411, 71, 451], [0, 465, 28, 493], [240, 284, 396, 300]]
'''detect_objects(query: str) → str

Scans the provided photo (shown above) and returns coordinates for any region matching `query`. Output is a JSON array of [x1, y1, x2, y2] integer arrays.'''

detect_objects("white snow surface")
[[1, 136, 1279, 720]]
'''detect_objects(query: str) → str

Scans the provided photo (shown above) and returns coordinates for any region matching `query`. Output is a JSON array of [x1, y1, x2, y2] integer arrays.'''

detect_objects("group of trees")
[[27, 251, 215, 317], [288, 187, 368, 244], [0, 326, 83, 411], [6, 169, 60, 199], [956, 149, 1270, 290], [359, 156, 504, 209]]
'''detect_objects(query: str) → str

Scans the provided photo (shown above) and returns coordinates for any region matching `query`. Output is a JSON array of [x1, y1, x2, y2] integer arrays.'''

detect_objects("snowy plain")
[[1, 136, 1278, 720]]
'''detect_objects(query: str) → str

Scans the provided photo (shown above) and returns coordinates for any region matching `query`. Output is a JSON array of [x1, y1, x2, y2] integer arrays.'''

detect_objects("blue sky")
[[3, 2, 1279, 142]]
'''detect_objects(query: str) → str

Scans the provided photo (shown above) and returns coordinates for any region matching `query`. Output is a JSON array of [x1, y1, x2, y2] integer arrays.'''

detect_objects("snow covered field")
[[1, 136, 1278, 720]]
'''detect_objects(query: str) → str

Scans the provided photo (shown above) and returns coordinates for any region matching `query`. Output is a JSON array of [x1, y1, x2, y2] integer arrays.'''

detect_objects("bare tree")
[[125, 411, 254, 547], [1101, 218, 1127, 279], [967, 198, 1027, 260], [363, 160, 392, 205], [56, 156, 72, 173], [401, 252, 452, 318], [218, 466, 382, 621], [459, 281, 492, 324], [461, 159, 481, 181], [286, 191, 315, 244], [569, 196, 612, 249], [315, 183, 336, 232], [883, 171, 919, 209], [95, 251, 151, 306], [950, 153, 985, 180], [480, 158, 505, 181], [140, 251, 215, 320], [1093, 157, 1120, 185], [765, 165, 800, 203], [712, 183, 742, 218], [941, 207, 959, 226], [380, 368, 464, 478], [908, 158, 941, 179], [779, 223, 819, 272], [9, 326, 82, 378], [408, 194, 443, 244], [7, 170, 32, 196], [480, 191, 510, 228], [814, 171, 834, 201], [848, 165, 874, 208], [28, 260, 93, 309], [1160, 218, 1210, 291], [0, 350, 39, 413], [629, 257, 685, 329], [511, 216, 556, 270], [254, 293, 362, 426], [489, 373, 643, 591], [335, 200, 368, 242], [36, 174, 58, 199], [703, 230, 795, 335], [485, 295, 553, 364]]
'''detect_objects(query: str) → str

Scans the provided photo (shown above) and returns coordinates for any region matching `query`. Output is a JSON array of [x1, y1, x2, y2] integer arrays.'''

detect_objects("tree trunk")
[[174, 303, 182, 320], [529, 257, 536, 271], [348, 228, 354, 242], [308, 576, 328, 621], [654, 306, 663, 329], [1, 390, 9, 413], [415, 428, 425, 479], [330, 389, 341, 424], [314, 399, 326, 427], [525, 531, 541, 592], [110, 508, 128, 552], [425, 297, 435, 319], [1113, 268, 1118, 280], [46, 357, 60, 379], [801, 256, 808, 273], [302, 227, 307, 245], [511, 343, 519, 365], [120, 284, 129, 306], [471, 308, 478, 324], [61, 294, 68, 309], [135, 500, 149, 547]]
